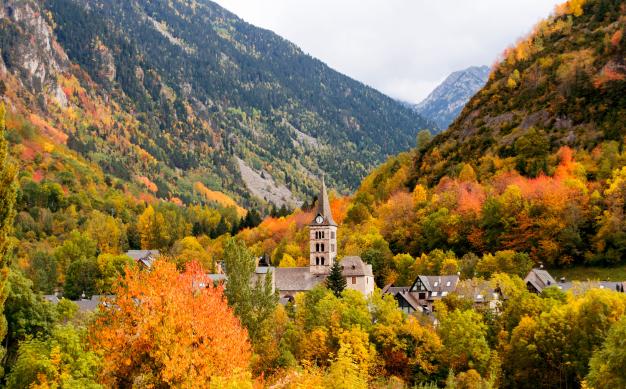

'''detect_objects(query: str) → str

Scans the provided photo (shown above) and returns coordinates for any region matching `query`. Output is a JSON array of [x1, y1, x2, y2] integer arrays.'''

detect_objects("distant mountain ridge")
[[0, 0, 432, 209], [415, 65, 490, 130]]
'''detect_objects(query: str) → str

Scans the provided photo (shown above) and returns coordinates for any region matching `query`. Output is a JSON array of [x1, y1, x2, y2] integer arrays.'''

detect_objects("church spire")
[[312, 176, 336, 226]]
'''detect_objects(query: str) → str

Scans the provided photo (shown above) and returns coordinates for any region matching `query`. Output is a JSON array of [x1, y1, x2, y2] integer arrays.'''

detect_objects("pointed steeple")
[[312, 176, 336, 226]]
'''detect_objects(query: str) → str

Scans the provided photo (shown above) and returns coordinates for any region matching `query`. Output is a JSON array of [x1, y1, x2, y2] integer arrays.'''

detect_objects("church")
[[272, 178, 375, 300]]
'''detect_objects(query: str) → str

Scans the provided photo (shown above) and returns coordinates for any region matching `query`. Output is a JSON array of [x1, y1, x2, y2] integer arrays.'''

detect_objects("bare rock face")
[[1, 0, 69, 93]]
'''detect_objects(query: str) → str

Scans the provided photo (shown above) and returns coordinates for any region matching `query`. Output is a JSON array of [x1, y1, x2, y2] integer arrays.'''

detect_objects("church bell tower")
[[309, 177, 337, 274]]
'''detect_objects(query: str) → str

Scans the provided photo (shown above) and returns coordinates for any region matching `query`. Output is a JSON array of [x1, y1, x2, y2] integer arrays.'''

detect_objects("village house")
[[524, 267, 626, 294], [385, 267, 626, 319], [383, 274, 502, 316], [125, 249, 160, 268]]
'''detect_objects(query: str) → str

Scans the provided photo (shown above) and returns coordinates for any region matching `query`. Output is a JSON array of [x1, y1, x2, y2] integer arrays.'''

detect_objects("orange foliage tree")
[[90, 260, 251, 387]]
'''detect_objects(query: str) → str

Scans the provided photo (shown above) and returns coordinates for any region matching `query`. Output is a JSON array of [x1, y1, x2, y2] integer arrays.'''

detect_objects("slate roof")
[[553, 280, 626, 293], [45, 295, 114, 312], [396, 291, 423, 311], [43, 294, 60, 304], [311, 177, 337, 226], [524, 268, 558, 293], [274, 257, 374, 294], [414, 275, 459, 295], [126, 250, 160, 268], [274, 267, 326, 292], [382, 285, 410, 294], [341, 256, 374, 277]]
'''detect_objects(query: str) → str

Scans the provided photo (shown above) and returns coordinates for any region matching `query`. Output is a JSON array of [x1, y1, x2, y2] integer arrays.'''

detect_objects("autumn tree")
[[475, 250, 533, 278], [0, 102, 17, 377], [137, 205, 170, 250], [85, 210, 127, 254], [3, 268, 58, 370], [587, 316, 626, 388], [91, 260, 251, 387], [222, 238, 277, 346], [64, 258, 101, 300], [438, 309, 491, 374], [6, 324, 101, 389], [171, 236, 213, 270], [326, 260, 347, 297], [514, 128, 549, 177]]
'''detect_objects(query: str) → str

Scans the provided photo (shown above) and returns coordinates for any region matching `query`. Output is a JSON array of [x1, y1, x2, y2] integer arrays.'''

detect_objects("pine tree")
[[0, 102, 17, 377], [326, 260, 346, 297]]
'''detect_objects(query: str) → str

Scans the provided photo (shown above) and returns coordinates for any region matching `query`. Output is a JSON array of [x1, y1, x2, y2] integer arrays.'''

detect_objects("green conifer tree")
[[326, 260, 347, 297], [0, 102, 17, 377]]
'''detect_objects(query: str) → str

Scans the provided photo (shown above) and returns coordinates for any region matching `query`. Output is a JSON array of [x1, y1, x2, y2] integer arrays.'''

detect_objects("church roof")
[[274, 267, 326, 292], [340, 256, 374, 277], [311, 177, 337, 226]]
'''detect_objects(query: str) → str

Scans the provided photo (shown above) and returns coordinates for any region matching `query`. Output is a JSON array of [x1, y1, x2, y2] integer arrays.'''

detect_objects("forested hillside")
[[416, 0, 625, 184], [1, 0, 432, 210]]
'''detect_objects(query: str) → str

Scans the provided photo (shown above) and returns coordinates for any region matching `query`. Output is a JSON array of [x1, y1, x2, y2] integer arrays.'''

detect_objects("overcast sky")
[[212, 0, 562, 103]]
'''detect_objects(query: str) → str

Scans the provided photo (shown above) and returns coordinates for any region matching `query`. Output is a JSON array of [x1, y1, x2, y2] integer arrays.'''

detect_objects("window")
[[442, 292, 448, 296], [331, 231, 335, 239], [431, 292, 438, 297], [434, 282, 439, 287], [321, 257, 325, 265], [352, 277, 356, 284], [315, 243, 319, 252], [418, 292, 426, 300], [331, 244, 335, 252], [322, 231, 325, 239], [321, 244, 325, 252], [316, 257, 319, 265], [446, 281, 451, 287]]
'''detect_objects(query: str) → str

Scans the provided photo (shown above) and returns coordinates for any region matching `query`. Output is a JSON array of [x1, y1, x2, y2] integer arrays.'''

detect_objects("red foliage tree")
[[91, 260, 251, 387]]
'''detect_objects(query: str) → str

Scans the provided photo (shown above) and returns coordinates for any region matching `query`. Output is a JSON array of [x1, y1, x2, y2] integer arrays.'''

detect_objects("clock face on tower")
[[315, 215, 324, 224]]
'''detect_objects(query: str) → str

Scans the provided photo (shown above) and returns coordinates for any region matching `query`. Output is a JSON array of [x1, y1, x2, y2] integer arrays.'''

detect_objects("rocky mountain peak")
[[414, 65, 490, 130]]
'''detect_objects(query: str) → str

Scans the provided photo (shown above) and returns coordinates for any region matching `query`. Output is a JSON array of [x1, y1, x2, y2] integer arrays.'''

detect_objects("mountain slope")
[[1, 0, 431, 209], [415, 0, 625, 185], [414, 65, 490, 130]]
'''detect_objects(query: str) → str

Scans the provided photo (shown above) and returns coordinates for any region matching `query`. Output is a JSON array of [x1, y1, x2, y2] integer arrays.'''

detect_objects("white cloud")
[[212, 0, 562, 102]]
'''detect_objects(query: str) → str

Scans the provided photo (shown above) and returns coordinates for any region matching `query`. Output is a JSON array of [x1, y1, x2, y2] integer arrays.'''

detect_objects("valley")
[[0, 0, 624, 388]]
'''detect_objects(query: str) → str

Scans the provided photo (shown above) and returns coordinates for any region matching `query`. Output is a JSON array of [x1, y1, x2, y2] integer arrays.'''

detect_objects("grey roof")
[[456, 279, 501, 302], [208, 274, 227, 283], [126, 250, 160, 268], [126, 250, 160, 260], [416, 275, 459, 294], [311, 177, 337, 226], [383, 285, 411, 294], [524, 268, 558, 292], [45, 295, 114, 312], [553, 280, 626, 294], [274, 267, 326, 293], [255, 266, 274, 274], [43, 295, 60, 304], [341, 256, 374, 277], [396, 291, 424, 311]]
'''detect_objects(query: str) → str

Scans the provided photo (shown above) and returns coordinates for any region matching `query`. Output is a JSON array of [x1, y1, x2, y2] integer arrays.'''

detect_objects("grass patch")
[[549, 265, 626, 282]]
